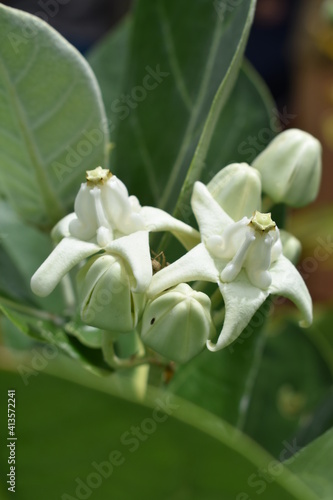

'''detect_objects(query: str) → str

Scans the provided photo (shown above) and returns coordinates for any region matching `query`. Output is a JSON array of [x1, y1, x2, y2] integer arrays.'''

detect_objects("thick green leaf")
[[0, 303, 109, 376], [0, 200, 65, 312], [0, 5, 108, 228], [242, 319, 333, 456], [173, 60, 275, 226], [168, 302, 269, 427], [87, 17, 131, 143], [113, 0, 256, 212], [0, 367, 318, 499], [286, 427, 333, 499]]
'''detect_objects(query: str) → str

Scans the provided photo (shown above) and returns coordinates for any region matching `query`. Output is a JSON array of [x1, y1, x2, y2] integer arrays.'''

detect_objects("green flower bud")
[[279, 229, 302, 265], [77, 254, 146, 332], [141, 284, 215, 363], [207, 163, 262, 220], [252, 129, 322, 207]]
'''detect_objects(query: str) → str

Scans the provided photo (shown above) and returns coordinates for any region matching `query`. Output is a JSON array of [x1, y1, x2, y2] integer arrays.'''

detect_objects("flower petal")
[[31, 237, 100, 297], [139, 206, 200, 250], [106, 231, 152, 293], [51, 213, 76, 241], [148, 243, 219, 297], [207, 272, 269, 352], [269, 255, 312, 327], [191, 182, 233, 240]]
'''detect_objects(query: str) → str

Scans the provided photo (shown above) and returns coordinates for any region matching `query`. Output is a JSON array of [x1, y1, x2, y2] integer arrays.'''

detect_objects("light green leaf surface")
[[0, 4, 108, 228], [0, 200, 65, 312], [87, 17, 131, 143], [286, 427, 333, 500], [112, 0, 256, 212], [0, 366, 318, 500]]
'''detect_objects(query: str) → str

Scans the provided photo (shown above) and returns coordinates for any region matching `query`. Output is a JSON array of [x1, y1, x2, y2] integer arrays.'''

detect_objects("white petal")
[[139, 206, 200, 250], [31, 238, 100, 297], [70, 183, 99, 240], [106, 231, 152, 293], [148, 243, 218, 297], [207, 273, 269, 351], [269, 255, 312, 327], [191, 182, 233, 240], [51, 213, 76, 241]]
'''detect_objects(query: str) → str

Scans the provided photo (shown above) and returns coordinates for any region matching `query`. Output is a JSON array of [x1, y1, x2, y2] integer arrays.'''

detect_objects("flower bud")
[[252, 129, 322, 207], [77, 254, 145, 332], [207, 163, 262, 220], [279, 229, 302, 265], [141, 284, 215, 363]]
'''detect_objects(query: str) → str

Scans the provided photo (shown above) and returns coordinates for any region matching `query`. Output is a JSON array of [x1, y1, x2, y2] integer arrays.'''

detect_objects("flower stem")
[[0, 296, 65, 325]]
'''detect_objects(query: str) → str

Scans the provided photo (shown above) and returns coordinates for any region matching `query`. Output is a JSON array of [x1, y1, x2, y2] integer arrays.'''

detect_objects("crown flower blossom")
[[31, 167, 200, 298], [148, 164, 312, 352]]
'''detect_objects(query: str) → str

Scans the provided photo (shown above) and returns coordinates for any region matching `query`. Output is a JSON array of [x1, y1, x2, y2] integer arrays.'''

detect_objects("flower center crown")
[[86, 166, 112, 186]]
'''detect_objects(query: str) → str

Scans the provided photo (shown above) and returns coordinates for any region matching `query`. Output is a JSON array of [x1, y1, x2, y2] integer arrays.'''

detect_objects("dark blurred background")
[[2, 0, 332, 301]]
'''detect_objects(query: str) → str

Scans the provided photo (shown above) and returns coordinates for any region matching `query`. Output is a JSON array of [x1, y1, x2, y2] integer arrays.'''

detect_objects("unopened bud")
[[207, 163, 262, 220], [252, 129, 322, 207], [141, 284, 215, 363], [77, 254, 145, 332]]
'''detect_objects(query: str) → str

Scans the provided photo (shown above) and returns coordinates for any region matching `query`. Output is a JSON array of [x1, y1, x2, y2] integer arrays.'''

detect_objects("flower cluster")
[[31, 129, 321, 364]]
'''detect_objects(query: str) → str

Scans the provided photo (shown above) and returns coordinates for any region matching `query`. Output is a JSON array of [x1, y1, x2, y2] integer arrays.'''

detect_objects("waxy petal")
[[51, 213, 76, 241], [140, 206, 200, 250], [207, 273, 269, 351], [148, 243, 218, 297], [31, 238, 100, 297], [191, 182, 233, 240], [106, 231, 152, 293], [270, 255, 312, 327]]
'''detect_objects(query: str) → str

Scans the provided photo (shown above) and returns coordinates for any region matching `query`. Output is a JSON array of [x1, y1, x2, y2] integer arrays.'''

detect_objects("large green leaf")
[[0, 366, 318, 499], [0, 303, 109, 376], [286, 427, 333, 499], [0, 200, 65, 312], [168, 303, 269, 427], [170, 313, 333, 457], [242, 320, 333, 456], [172, 60, 275, 226], [87, 17, 131, 143], [112, 0, 256, 211], [0, 5, 108, 228]]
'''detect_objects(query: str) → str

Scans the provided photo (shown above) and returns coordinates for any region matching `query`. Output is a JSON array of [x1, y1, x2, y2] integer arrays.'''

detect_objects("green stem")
[[0, 296, 64, 324], [102, 331, 173, 371]]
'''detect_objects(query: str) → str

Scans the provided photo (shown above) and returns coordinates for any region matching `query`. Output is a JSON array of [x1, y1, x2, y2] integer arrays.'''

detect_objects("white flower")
[[149, 164, 312, 352], [31, 167, 199, 297]]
